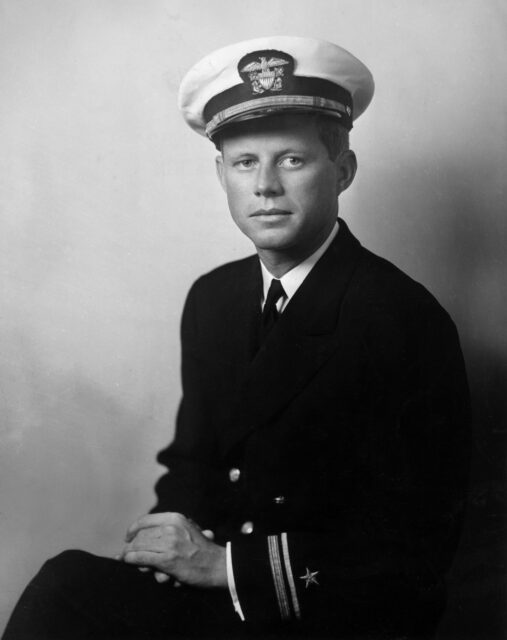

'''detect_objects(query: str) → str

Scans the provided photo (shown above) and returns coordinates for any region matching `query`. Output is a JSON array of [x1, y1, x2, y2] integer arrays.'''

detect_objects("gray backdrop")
[[1, 0, 506, 636]]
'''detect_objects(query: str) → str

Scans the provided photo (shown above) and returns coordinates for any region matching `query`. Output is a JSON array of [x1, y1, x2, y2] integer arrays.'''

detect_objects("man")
[[3, 37, 470, 640]]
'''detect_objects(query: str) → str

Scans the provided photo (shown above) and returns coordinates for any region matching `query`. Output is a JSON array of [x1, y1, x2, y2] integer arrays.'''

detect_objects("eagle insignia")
[[241, 56, 289, 93], [238, 50, 294, 95]]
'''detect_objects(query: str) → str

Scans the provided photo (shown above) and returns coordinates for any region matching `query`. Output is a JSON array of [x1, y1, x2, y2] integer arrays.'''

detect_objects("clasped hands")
[[119, 512, 227, 588]]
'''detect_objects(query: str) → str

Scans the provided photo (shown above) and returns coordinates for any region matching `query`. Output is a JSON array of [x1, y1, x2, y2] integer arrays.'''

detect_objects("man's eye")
[[236, 159, 255, 169], [280, 156, 303, 168]]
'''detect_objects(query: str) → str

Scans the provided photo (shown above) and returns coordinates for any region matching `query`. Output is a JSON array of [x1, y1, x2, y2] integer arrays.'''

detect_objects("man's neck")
[[256, 253, 302, 279], [256, 221, 338, 279]]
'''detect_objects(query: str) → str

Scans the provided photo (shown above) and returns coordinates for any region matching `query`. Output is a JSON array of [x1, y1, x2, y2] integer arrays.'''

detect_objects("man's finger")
[[154, 572, 170, 583], [123, 550, 162, 568], [125, 512, 186, 542], [127, 528, 176, 553]]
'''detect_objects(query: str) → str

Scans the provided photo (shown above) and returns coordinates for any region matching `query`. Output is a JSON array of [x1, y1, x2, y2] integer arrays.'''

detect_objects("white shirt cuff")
[[226, 541, 245, 621]]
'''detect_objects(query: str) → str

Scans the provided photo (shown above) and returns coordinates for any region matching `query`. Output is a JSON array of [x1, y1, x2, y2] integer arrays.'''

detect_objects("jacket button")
[[273, 496, 285, 505], [240, 521, 254, 535], [229, 468, 241, 483]]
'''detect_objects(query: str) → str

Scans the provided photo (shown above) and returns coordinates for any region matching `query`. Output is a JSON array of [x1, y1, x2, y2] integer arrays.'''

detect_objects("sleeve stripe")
[[267, 535, 291, 621], [281, 532, 301, 620]]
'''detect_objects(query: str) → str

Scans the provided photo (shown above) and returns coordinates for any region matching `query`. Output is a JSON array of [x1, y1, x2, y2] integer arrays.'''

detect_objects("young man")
[[3, 37, 470, 640]]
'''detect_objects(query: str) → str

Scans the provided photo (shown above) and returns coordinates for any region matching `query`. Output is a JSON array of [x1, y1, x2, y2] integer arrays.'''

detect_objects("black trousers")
[[2, 550, 247, 640], [3, 550, 441, 640]]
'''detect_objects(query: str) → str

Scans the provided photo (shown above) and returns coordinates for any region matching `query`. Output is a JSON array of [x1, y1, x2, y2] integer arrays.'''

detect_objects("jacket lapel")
[[218, 219, 365, 457], [228, 256, 263, 365]]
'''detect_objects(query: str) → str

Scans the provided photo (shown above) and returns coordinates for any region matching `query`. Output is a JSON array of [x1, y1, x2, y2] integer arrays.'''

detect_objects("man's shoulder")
[[331, 219, 452, 324], [357, 247, 436, 301], [350, 244, 455, 331], [187, 254, 258, 300]]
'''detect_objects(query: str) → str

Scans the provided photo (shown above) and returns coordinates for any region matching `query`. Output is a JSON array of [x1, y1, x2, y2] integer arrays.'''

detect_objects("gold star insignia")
[[299, 567, 319, 588]]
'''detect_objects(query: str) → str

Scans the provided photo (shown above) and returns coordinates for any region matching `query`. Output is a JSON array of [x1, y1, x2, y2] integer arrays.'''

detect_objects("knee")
[[43, 549, 91, 571], [37, 549, 94, 590]]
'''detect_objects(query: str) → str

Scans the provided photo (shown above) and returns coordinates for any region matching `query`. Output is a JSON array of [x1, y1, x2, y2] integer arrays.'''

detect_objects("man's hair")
[[213, 113, 349, 161], [313, 114, 350, 160]]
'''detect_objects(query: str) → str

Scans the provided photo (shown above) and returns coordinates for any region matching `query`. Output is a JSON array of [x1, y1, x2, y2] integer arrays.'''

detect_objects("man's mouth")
[[250, 208, 292, 217]]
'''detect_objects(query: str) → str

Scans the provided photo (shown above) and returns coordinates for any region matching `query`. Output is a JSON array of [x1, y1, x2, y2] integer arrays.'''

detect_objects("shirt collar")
[[260, 220, 339, 309]]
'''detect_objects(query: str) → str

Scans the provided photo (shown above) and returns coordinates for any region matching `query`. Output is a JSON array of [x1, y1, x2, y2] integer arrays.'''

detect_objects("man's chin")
[[245, 228, 297, 252], [251, 238, 294, 253]]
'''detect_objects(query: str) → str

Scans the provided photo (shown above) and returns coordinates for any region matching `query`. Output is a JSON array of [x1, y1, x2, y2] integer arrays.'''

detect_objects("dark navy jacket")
[[153, 219, 470, 638]]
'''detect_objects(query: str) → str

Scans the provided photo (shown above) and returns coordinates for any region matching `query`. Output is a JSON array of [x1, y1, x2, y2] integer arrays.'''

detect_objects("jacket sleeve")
[[150, 280, 222, 527], [229, 305, 471, 631]]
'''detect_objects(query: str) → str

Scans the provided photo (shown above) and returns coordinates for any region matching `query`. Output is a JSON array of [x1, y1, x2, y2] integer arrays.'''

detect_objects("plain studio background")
[[0, 1, 506, 637]]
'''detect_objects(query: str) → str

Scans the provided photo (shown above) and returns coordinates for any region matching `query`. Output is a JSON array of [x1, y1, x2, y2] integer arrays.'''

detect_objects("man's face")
[[216, 115, 352, 263]]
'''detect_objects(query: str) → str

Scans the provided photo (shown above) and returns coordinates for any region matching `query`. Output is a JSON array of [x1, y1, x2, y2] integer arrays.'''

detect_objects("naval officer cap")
[[178, 36, 374, 140]]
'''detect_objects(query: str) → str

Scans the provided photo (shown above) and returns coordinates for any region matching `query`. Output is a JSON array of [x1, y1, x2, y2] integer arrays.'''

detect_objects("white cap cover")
[[178, 36, 374, 139]]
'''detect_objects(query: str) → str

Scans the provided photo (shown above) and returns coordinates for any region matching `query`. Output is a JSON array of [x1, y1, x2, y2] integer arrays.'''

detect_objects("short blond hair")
[[214, 112, 350, 160]]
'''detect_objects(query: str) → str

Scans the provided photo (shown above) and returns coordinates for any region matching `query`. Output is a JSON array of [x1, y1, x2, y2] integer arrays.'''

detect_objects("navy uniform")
[[3, 37, 470, 640]]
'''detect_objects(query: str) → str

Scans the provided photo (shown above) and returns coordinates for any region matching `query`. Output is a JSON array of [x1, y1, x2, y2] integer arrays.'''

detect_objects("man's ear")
[[215, 155, 226, 192], [335, 150, 357, 195]]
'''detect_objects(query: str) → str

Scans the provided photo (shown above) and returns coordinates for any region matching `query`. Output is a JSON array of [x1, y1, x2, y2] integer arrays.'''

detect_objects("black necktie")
[[259, 278, 286, 345]]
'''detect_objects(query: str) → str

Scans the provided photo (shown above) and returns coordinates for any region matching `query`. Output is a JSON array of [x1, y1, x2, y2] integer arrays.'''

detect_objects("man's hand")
[[120, 513, 227, 589]]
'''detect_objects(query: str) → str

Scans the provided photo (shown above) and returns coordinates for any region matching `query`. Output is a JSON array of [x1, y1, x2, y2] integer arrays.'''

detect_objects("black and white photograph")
[[0, 1, 505, 638]]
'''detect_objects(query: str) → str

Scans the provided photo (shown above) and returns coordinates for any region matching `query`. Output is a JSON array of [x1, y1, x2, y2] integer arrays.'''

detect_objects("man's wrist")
[[209, 544, 228, 588]]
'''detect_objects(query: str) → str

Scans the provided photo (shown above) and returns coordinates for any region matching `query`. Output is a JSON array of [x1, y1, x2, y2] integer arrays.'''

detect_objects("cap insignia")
[[238, 50, 294, 95]]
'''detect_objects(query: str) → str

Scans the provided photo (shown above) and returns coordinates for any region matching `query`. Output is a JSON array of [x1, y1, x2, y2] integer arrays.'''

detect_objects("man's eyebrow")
[[276, 147, 307, 156], [223, 149, 257, 160]]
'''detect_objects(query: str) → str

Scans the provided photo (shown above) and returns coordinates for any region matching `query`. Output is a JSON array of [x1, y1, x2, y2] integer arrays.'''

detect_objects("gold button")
[[273, 496, 285, 505], [240, 521, 254, 535], [229, 468, 241, 483]]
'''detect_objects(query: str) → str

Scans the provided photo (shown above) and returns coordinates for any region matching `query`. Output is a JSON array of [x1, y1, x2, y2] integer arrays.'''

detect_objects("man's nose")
[[254, 164, 283, 198]]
